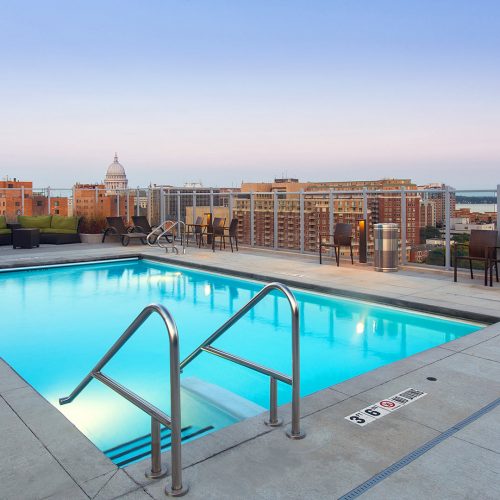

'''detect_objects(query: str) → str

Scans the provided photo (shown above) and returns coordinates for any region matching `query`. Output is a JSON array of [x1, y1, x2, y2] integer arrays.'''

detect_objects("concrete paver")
[[81, 469, 140, 500], [2, 385, 117, 484], [462, 335, 500, 362], [362, 437, 500, 500], [353, 348, 500, 433], [453, 406, 500, 453], [145, 396, 440, 500], [0, 397, 81, 500]]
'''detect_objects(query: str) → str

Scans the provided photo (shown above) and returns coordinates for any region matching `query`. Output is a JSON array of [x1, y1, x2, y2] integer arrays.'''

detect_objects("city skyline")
[[1, 1, 499, 189]]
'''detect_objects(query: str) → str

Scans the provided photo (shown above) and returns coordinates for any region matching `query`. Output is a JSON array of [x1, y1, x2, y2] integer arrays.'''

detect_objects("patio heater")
[[358, 219, 367, 263]]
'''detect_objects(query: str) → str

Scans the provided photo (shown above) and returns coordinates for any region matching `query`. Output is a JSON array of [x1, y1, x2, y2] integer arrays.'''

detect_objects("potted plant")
[[79, 216, 107, 244]]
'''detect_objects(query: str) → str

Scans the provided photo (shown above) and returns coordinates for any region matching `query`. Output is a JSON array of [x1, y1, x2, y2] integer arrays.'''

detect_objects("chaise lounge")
[[103, 217, 148, 246], [131, 215, 174, 244]]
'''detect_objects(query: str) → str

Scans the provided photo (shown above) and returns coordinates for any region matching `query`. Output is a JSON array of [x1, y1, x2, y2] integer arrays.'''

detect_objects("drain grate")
[[338, 397, 500, 499]]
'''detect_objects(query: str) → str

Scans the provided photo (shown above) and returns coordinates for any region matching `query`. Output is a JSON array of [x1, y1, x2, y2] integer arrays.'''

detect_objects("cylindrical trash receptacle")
[[374, 223, 399, 272]]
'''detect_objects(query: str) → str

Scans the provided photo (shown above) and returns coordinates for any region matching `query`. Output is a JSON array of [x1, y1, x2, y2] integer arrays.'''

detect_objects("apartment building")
[[418, 183, 455, 226], [73, 183, 135, 220], [0, 178, 33, 218], [420, 199, 437, 228], [32, 194, 69, 216], [237, 178, 419, 250]]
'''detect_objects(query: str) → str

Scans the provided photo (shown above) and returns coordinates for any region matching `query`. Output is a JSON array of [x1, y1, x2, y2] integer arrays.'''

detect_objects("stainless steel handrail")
[[180, 282, 305, 439], [147, 220, 186, 254], [59, 304, 188, 497], [147, 219, 175, 246], [157, 220, 186, 254]]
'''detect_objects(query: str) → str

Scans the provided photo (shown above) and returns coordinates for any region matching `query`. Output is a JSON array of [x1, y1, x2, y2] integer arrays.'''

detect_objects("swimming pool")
[[0, 259, 480, 465]]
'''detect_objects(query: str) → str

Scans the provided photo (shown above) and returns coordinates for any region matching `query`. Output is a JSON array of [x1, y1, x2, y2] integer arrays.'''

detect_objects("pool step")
[[103, 424, 214, 467], [182, 376, 266, 419]]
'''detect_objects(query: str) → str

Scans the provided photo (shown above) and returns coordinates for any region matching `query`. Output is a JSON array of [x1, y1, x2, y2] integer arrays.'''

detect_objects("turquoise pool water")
[[0, 259, 480, 460]]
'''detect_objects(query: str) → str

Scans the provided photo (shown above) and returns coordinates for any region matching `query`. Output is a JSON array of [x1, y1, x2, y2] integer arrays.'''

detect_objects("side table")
[[13, 228, 40, 249]]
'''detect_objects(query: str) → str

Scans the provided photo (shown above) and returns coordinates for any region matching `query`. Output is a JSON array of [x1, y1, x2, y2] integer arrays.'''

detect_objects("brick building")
[[31, 194, 69, 216], [420, 199, 437, 228], [418, 183, 455, 227], [235, 178, 420, 252], [0, 178, 33, 218], [73, 183, 135, 220]]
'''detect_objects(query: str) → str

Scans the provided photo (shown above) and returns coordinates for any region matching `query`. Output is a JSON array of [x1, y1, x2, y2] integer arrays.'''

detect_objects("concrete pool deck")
[[1, 242, 499, 499]]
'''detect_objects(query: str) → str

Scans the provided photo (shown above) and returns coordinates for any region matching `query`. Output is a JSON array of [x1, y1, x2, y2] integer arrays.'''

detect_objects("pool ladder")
[[59, 282, 304, 497], [147, 219, 186, 254]]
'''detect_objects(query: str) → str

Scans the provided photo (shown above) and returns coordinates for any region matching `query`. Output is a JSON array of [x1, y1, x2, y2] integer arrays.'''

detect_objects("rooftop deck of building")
[[1, 242, 499, 499]]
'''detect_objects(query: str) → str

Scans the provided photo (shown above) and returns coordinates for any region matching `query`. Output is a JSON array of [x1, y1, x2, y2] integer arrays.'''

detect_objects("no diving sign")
[[345, 388, 427, 426], [379, 400, 396, 409]]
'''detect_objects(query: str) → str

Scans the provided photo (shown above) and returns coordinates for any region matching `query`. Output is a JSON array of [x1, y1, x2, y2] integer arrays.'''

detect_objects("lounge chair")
[[131, 216, 173, 244], [102, 217, 148, 246], [453, 229, 498, 286], [319, 223, 354, 266]]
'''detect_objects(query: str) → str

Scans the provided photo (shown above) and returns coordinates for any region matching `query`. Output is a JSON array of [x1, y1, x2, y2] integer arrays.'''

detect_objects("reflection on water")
[[0, 260, 480, 451]]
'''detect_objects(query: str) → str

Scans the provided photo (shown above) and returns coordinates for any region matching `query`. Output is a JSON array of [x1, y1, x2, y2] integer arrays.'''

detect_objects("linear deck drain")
[[338, 397, 500, 499]]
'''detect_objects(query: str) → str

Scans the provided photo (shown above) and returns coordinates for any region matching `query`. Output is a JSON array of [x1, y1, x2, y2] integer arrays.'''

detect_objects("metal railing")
[[2, 184, 499, 269], [58, 282, 304, 496], [148, 219, 186, 254], [59, 304, 188, 497], [180, 282, 305, 439]]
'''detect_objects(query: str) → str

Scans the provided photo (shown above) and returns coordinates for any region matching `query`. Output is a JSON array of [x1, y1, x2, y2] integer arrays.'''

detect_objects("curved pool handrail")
[[146, 219, 175, 246], [180, 281, 304, 439], [157, 220, 186, 254], [59, 303, 188, 496]]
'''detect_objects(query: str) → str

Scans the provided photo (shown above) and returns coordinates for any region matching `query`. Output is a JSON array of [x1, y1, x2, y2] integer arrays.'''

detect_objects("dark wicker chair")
[[489, 245, 500, 287], [199, 217, 225, 251], [102, 217, 148, 246], [453, 229, 498, 286], [186, 216, 204, 247], [131, 215, 153, 234], [319, 223, 354, 266], [215, 218, 239, 252]]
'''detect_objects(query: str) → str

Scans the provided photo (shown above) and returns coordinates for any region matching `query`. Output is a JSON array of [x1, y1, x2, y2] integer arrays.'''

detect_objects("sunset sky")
[[1, 0, 499, 188]]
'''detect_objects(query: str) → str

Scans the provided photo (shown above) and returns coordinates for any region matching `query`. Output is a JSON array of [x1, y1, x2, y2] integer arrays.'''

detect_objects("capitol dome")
[[104, 153, 128, 193]]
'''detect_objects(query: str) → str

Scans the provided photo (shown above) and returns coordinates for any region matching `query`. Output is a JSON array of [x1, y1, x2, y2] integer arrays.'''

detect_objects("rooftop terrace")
[[1, 242, 499, 499]]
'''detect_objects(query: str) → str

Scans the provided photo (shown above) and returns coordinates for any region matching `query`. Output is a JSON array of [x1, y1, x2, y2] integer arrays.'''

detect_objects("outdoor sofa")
[[0, 216, 13, 245], [16, 215, 81, 244]]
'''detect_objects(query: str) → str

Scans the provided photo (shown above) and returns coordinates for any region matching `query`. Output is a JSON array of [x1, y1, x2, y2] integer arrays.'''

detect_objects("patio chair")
[[319, 223, 354, 266], [453, 229, 498, 286], [186, 216, 204, 247], [102, 217, 148, 246], [214, 218, 239, 252], [199, 217, 225, 251], [489, 245, 500, 287]]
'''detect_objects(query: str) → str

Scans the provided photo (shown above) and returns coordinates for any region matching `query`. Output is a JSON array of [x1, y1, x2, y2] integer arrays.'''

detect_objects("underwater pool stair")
[[104, 425, 214, 468], [59, 282, 304, 497]]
